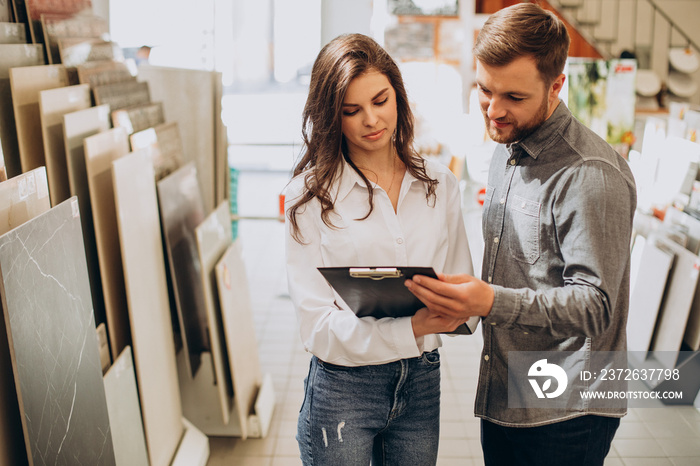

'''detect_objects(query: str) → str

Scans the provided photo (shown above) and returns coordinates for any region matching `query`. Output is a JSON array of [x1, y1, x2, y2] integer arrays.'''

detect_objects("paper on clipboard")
[[318, 266, 479, 335]]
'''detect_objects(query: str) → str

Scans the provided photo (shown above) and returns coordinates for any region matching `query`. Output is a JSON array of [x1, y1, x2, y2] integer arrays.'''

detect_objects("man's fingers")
[[438, 273, 477, 284], [405, 279, 460, 316], [410, 274, 460, 299]]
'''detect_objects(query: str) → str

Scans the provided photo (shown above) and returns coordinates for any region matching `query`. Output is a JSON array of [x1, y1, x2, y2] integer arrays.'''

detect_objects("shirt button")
[[488, 275, 492, 282], [396, 238, 403, 244], [521, 202, 526, 209], [493, 237, 499, 244], [500, 198, 505, 204], [484, 355, 490, 361]]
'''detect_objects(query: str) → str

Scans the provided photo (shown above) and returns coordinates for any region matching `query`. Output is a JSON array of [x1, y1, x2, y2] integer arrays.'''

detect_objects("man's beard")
[[484, 96, 549, 144]]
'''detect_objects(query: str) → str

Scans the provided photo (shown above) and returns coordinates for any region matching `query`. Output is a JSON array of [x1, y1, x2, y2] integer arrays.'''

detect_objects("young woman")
[[285, 33, 473, 465]]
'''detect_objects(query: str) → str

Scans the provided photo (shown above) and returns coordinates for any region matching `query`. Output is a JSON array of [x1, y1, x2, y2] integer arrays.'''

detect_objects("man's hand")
[[405, 273, 494, 320]]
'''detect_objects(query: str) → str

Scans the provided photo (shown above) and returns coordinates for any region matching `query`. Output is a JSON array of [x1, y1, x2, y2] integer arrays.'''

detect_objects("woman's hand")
[[411, 306, 467, 338]]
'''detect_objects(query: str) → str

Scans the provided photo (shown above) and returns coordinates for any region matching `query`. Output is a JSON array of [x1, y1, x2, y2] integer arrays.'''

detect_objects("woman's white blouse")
[[285, 158, 473, 367]]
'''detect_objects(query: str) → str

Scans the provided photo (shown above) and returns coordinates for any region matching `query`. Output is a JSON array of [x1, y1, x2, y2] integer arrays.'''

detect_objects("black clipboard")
[[318, 266, 476, 335]]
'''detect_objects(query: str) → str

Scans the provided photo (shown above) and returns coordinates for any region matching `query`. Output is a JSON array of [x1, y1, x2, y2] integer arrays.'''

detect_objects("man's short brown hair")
[[473, 3, 570, 85]]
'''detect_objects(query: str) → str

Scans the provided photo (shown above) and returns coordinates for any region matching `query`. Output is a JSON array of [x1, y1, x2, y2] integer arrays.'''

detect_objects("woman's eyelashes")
[[342, 98, 389, 117]]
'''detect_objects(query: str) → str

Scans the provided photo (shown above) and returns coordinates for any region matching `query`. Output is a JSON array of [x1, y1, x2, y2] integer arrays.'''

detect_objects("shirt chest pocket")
[[320, 224, 358, 265], [507, 195, 540, 264]]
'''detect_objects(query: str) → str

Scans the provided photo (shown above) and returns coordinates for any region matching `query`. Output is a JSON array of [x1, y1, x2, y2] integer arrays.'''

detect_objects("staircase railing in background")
[[548, 0, 699, 62], [647, 0, 699, 54]]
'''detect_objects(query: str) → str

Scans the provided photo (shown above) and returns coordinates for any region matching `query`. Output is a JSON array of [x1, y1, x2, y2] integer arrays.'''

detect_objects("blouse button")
[[396, 237, 404, 244]]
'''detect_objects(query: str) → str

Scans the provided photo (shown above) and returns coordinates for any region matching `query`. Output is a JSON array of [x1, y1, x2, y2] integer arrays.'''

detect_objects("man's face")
[[475, 56, 564, 144]]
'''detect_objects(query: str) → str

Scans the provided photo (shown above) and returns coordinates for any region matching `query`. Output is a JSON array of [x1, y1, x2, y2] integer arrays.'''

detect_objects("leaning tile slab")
[[0, 197, 115, 465]]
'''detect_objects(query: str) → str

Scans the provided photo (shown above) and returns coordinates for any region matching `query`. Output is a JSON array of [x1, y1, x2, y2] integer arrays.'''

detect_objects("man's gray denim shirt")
[[476, 101, 637, 427]]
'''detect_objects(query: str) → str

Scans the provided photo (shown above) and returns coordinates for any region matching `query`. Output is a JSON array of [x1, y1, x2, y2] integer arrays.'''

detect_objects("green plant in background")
[[567, 58, 636, 157]]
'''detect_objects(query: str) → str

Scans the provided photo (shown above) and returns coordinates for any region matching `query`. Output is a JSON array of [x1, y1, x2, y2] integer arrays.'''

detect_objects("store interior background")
[[106, 0, 700, 464], [4, 0, 700, 464]]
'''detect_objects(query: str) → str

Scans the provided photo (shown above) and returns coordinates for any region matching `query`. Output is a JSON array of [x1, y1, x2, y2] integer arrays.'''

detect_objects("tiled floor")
[[207, 170, 700, 466]]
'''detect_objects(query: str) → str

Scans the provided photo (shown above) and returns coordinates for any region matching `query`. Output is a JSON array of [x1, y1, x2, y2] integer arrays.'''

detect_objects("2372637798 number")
[[595, 368, 680, 381]]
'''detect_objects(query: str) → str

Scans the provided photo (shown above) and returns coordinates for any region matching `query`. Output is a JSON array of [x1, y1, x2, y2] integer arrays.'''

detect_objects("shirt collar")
[[511, 100, 571, 160], [333, 158, 364, 203], [332, 157, 420, 203]]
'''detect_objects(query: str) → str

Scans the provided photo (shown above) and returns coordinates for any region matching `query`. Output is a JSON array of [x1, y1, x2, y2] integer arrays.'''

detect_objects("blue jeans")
[[297, 350, 441, 465], [481, 415, 620, 466]]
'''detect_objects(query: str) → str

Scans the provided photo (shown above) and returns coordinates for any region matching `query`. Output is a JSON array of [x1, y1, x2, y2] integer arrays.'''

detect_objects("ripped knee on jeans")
[[321, 421, 346, 447]]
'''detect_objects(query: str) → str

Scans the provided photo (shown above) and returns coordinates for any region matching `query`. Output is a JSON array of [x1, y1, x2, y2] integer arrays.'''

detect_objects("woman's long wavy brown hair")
[[287, 33, 437, 243]]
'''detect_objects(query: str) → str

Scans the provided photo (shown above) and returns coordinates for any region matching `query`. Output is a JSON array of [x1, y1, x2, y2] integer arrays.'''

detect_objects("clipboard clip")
[[349, 267, 402, 280]]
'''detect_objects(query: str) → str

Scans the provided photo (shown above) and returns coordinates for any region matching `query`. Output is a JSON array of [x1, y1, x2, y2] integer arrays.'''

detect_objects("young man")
[[405, 3, 637, 465]]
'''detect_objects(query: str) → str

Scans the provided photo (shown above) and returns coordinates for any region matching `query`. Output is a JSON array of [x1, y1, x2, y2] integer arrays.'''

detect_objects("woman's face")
[[341, 70, 398, 158]]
